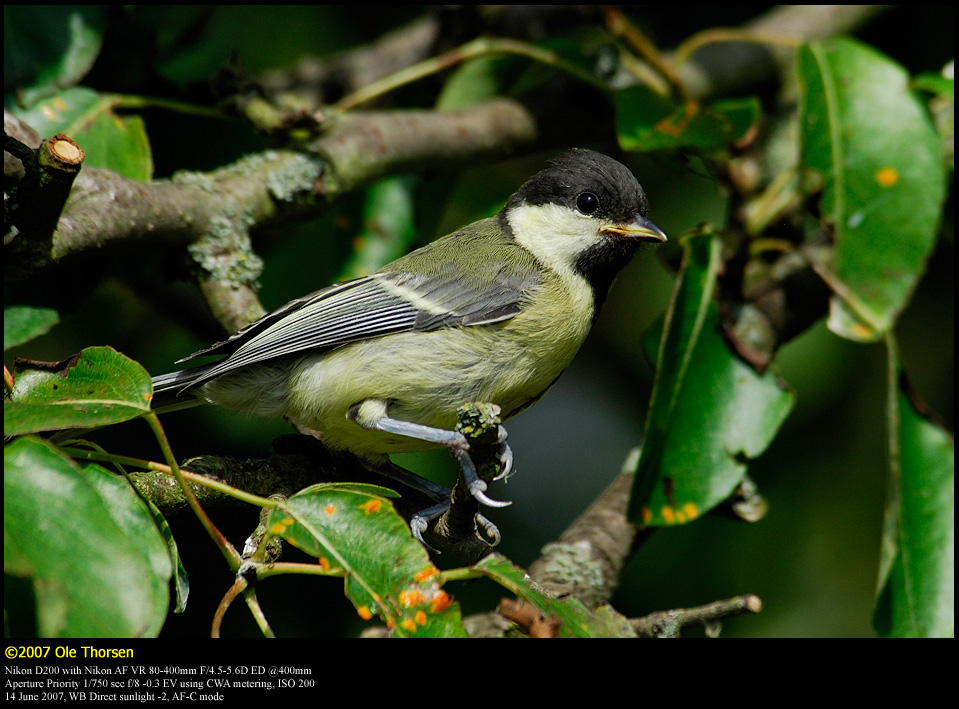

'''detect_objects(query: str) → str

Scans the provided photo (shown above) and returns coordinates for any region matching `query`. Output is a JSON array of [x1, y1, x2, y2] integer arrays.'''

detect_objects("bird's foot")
[[410, 501, 502, 550]]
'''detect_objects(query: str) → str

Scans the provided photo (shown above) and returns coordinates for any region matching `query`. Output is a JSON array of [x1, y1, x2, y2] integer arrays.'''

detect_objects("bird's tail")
[[149, 365, 215, 413]]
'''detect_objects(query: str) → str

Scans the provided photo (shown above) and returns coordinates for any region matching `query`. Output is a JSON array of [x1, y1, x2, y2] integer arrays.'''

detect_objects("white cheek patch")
[[506, 202, 602, 273]]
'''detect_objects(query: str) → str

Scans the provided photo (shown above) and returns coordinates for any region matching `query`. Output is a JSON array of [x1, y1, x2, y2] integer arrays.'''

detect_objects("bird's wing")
[[173, 265, 538, 391]]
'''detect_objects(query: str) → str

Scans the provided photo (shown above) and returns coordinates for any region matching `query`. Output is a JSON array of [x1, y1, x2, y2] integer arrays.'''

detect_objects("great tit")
[[152, 148, 666, 543]]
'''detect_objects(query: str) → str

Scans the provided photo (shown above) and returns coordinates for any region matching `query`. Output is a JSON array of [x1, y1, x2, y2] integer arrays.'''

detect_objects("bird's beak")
[[601, 215, 667, 243]]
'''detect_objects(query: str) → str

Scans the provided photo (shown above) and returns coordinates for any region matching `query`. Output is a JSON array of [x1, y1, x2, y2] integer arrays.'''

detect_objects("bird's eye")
[[576, 192, 599, 215]]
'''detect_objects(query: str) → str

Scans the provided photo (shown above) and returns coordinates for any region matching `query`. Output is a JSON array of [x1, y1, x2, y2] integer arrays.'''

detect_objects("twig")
[[5, 133, 84, 250], [257, 13, 444, 105], [632, 594, 763, 638], [603, 7, 691, 103], [674, 28, 801, 67], [497, 598, 562, 638], [334, 36, 607, 112], [143, 412, 242, 570]]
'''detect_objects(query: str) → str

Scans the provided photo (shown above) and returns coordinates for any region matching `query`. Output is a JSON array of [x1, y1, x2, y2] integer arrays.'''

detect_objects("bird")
[[151, 148, 667, 545]]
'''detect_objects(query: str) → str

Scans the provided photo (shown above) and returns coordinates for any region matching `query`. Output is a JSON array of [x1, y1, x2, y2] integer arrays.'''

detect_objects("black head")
[[502, 149, 666, 312], [506, 148, 651, 225]]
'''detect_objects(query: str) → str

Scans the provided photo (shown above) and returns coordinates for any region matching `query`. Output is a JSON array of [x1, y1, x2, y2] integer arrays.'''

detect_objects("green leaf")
[[614, 84, 676, 146], [912, 72, 954, 99], [8, 86, 154, 180], [78, 462, 175, 635], [4, 436, 171, 637], [874, 344, 954, 638], [616, 85, 760, 153], [338, 176, 420, 280], [628, 230, 794, 526], [3, 305, 59, 350], [437, 38, 597, 111], [4, 6, 107, 106], [267, 484, 467, 637], [139, 493, 190, 614], [4, 346, 153, 436], [797, 39, 946, 341], [473, 554, 635, 637], [436, 55, 518, 111]]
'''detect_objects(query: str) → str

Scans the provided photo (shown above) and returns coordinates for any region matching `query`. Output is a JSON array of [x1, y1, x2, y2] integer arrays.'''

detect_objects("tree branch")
[[463, 449, 765, 637], [4, 98, 541, 284], [313, 98, 539, 196]]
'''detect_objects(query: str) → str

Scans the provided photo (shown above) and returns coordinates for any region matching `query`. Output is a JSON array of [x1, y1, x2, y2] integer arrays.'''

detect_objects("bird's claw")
[[410, 502, 448, 553], [468, 478, 512, 508], [493, 430, 514, 481], [410, 501, 503, 551], [456, 447, 512, 508], [475, 513, 501, 546]]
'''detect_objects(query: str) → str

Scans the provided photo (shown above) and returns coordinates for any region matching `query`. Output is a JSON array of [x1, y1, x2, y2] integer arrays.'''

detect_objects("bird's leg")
[[348, 399, 512, 508], [364, 457, 450, 503], [348, 399, 512, 550]]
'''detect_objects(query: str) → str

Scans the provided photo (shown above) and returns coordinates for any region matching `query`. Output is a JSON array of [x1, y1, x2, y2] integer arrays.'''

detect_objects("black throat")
[[574, 238, 641, 319]]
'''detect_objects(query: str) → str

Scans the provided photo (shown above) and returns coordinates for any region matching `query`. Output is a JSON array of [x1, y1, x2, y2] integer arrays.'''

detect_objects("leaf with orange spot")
[[359, 499, 381, 514], [875, 167, 899, 187], [798, 39, 946, 341], [265, 482, 466, 637], [9, 86, 153, 181], [5, 346, 154, 436], [430, 590, 452, 613], [630, 232, 794, 527], [399, 590, 427, 608], [615, 85, 760, 153], [414, 566, 439, 583]]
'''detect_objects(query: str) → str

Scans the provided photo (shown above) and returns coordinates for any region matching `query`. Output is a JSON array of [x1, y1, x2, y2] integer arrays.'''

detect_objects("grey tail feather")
[[150, 364, 216, 413]]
